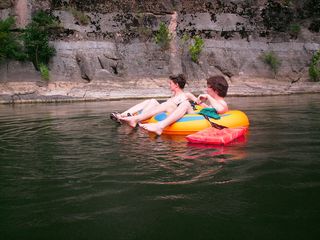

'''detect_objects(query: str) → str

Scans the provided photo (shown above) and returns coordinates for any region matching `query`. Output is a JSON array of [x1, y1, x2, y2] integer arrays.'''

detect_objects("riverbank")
[[1, 78, 319, 104], [1, 1, 319, 104]]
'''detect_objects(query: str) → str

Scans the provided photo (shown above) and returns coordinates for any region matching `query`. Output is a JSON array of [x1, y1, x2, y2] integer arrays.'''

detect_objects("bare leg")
[[117, 99, 160, 118], [140, 101, 193, 135], [140, 99, 160, 114], [120, 101, 177, 128]]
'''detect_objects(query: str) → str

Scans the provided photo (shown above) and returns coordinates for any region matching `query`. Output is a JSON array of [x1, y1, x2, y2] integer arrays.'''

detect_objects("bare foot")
[[118, 112, 132, 118], [110, 112, 122, 123], [119, 116, 139, 128], [140, 123, 163, 135], [116, 113, 124, 119]]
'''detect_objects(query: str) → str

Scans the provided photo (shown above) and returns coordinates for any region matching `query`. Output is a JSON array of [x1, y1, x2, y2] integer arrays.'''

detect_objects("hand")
[[198, 94, 207, 102]]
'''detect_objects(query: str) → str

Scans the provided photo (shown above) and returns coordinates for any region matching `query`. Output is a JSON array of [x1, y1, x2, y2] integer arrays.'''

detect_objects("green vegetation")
[[1, 12, 56, 80], [0, 17, 27, 62], [155, 22, 171, 50], [179, 34, 204, 63], [289, 23, 301, 38], [181, 33, 190, 44], [309, 50, 320, 82], [189, 35, 204, 63], [39, 63, 50, 81], [303, 0, 320, 19], [261, 0, 294, 32], [23, 11, 57, 79], [306, 0, 320, 32], [1, 12, 57, 80], [261, 0, 319, 35], [261, 51, 281, 76]]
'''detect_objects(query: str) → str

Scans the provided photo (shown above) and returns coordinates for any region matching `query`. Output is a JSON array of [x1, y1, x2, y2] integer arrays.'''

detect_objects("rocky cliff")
[[0, 0, 319, 103]]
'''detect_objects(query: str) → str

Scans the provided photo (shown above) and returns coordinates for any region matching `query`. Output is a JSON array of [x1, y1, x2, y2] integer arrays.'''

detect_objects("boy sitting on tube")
[[140, 75, 229, 135], [115, 74, 201, 128]]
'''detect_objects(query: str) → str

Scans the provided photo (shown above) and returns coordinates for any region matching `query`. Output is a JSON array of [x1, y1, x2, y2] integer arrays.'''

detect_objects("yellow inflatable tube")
[[147, 110, 249, 135]]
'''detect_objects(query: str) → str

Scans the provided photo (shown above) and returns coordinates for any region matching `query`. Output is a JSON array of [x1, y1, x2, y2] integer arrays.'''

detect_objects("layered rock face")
[[0, 0, 319, 102]]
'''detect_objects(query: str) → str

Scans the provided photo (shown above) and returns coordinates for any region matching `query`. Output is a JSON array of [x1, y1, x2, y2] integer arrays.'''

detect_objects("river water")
[[1, 94, 320, 240]]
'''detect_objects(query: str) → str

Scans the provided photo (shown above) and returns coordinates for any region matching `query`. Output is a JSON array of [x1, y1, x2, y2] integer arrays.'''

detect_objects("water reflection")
[[187, 135, 248, 161], [146, 129, 248, 161], [112, 123, 249, 185]]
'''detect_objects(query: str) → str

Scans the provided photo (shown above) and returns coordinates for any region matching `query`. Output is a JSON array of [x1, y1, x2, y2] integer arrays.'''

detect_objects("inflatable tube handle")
[[201, 114, 226, 130]]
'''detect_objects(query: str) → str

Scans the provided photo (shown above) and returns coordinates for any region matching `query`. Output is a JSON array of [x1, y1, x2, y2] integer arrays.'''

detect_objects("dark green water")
[[1, 94, 320, 240]]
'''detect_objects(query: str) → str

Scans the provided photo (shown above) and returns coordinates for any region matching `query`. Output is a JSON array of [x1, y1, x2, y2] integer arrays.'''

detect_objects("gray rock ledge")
[[0, 79, 319, 104]]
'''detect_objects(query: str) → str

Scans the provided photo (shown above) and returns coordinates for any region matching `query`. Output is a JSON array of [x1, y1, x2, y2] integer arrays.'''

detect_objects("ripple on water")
[[1, 104, 251, 205], [1, 96, 320, 238]]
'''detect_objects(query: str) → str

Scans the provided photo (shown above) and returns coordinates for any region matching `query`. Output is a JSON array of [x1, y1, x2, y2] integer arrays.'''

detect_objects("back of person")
[[198, 75, 229, 114]]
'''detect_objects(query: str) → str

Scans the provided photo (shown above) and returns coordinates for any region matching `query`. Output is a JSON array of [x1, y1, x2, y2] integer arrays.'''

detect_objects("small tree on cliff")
[[180, 34, 204, 64], [189, 35, 204, 63], [0, 17, 27, 62], [261, 51, 281, 77], [23, 11, 56, 79], [154, 22, 171, 50], [309, 50, 320, 82]]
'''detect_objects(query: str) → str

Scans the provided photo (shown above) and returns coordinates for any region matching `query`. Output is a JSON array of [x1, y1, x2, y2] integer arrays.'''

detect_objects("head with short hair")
[[169, 74, 187, 89], [206, 75, 228, 97]]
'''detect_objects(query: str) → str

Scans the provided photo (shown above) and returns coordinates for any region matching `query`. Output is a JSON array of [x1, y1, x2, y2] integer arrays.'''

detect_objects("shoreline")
[[1, 80, 320, 104]]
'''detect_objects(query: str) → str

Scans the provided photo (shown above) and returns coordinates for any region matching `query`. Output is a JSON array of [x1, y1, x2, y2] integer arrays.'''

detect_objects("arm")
[[185, 92, 199, 103], [185, 92, 207, 107], [198, 94, 228, 113]]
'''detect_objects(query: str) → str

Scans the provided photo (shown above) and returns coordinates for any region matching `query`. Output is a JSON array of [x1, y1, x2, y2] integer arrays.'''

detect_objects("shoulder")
[[219, 98, 228, 106], [184, 92, 196, 98]]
